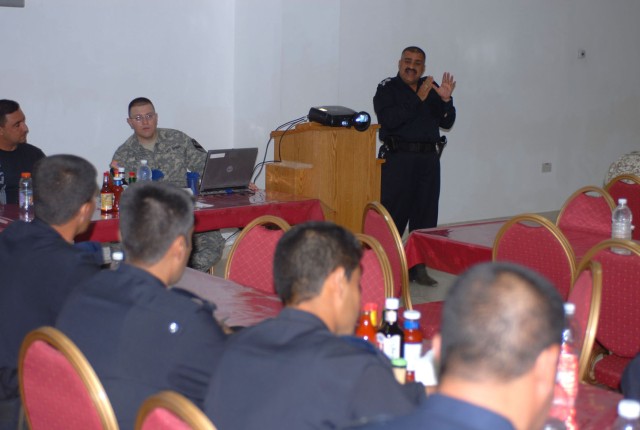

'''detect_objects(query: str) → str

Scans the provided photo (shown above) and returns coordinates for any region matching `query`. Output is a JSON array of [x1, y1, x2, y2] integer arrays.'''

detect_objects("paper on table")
[[414, 349, 438, 387], [195, 201, 214, 209]]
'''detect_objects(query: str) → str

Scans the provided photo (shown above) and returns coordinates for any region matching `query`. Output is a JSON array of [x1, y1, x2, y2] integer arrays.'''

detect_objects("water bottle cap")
[[385, 297, 399, 310], [21, 172, 31, 178], [619, 198, 628, 205], [112, 251, 124, 261], [141, 160, 148, 165], [403, 310, 421, 320], [618, 399, 640, 419], [563, 302, 575, 316]]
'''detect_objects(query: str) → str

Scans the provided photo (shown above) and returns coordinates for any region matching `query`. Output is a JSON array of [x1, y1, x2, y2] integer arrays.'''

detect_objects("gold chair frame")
[[570, 260, 603, 384], [492, 213, 577, 286], [556, 185, 615, 225], [604, 173, 640, 191], [135, 391, 216, 430], [576, 239, 640, 385], [222, 215, 291, 279], [361, 201, 412, 308], [18, 326, 118, 430], [355, 233, 394, 300]]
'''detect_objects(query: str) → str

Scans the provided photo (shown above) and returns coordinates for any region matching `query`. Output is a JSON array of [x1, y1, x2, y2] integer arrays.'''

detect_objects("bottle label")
[[404, 342, 422, 369], [378, 333, 402, 360], [19, 190, 33, 209], [101, 192, 114, 211]]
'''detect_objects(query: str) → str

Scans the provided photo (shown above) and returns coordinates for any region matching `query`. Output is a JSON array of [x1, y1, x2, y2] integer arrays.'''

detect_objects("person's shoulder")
[[20, 143, 45, 157], [377, 76, 397, 88], [158, 128, 192, 141], [113, 134, 138, 153]]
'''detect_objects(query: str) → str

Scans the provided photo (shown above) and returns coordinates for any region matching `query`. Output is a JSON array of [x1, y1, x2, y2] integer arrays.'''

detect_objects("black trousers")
[[381, 151, 440, 234]]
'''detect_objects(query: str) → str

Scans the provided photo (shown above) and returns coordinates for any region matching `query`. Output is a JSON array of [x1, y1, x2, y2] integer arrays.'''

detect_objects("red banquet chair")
[[605, 174, 640, 240], [18, 326, 118, 430], [361, 201, 411, 307], [355, 233, 394, 313], [224, 215, 291, 294], [577, 239, 640, 390], [567, 261, 603, 383], [135, 391, 216, 430], [556, 186, 615, 258], [493, 213, 576, 300]]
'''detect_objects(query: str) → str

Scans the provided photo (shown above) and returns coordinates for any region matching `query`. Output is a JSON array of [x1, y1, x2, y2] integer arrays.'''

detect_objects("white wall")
[[2, 0, 640, 224]]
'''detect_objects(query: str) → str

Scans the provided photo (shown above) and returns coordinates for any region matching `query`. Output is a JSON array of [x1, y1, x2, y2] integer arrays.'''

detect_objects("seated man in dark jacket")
[[56, 182, 226, 429], [349, 262, 565, 430], [204, 221, 426, 430], [0, 154, 101, 430]]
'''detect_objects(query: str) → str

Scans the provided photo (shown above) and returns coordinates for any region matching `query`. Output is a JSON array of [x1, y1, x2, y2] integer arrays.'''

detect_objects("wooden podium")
[[266, 122, 382, 232]]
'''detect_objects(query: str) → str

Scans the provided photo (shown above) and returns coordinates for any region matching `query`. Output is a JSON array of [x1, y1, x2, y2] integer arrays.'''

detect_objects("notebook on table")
[[199, 148, 258, 195]]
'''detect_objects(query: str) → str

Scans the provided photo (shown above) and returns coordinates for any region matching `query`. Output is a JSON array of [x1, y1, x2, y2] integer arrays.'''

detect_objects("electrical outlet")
[[542, 162, 552, 173]]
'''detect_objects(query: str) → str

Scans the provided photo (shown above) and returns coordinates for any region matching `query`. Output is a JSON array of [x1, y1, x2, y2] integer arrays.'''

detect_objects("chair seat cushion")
[[594, 354, 630, 390]]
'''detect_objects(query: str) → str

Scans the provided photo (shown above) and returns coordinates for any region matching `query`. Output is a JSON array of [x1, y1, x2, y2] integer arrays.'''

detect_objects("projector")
[[308, 106, 371, 131]]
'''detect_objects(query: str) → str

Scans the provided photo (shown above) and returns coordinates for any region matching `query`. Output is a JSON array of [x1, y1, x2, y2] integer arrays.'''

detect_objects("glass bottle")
[[376, 297, 404, 360], [100, 171, 114, 214], [112, 173, 124, 213], [355, 307, 377, 345]]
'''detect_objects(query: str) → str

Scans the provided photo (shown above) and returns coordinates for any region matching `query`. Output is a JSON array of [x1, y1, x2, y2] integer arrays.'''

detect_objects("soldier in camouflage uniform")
[[112, 97, 224, 272]]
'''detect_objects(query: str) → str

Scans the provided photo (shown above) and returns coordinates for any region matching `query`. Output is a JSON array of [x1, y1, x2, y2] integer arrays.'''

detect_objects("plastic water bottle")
[[612, 399, 640, 430], [549, 303, 580, 427], [18, 172, 33, 212], [136, 160, 152, 182], [612, 198, 633, 255]]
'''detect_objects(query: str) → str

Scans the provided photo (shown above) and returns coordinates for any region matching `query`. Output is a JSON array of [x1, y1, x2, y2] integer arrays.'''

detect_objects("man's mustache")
[[404, 68, 417, 74]]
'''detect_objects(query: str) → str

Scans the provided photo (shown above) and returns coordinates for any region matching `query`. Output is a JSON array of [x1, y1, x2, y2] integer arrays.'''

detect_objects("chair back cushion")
[[226, 226, 284, 294], [363, 209, 403, 299], [494, 215, 575, 300], [22, 340, 105, 430], [359, 247, 388, 312], [557, 187, 613, 236], [568, 269, 593, 351], [590, 246, 640, 357], [141, 408, 191, 430]]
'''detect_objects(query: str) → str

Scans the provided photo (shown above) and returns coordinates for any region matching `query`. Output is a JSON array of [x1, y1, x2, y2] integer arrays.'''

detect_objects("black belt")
[[384, 139, 437, 154]]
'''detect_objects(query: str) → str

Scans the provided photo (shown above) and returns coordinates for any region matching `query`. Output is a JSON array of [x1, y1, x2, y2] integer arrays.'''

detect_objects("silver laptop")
[[199, 148, 258, 195]]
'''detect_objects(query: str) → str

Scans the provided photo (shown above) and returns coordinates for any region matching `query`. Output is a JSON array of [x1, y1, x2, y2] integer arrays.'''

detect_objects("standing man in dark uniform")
[[374, 46, 456, 286]]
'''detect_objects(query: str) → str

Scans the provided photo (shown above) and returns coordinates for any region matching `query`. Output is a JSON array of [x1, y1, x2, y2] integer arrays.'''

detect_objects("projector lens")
[[352, 111, 371, 131]]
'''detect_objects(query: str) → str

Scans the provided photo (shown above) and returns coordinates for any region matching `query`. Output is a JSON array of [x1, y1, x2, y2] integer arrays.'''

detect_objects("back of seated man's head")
[[119, 181, 193, 265], [33, 154, 98, 226], [274, 221, 362, 306], [439, 262, 564, 382]]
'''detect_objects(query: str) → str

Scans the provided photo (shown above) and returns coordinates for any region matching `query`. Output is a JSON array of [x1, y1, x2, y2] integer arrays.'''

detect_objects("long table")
[[404, 218, 610, 276], [174, 267, 282, 327], [0, 191, 324, 241]]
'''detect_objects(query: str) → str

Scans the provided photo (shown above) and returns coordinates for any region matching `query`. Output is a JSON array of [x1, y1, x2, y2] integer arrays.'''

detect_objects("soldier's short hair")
[[128, 97, 154, 117], [119, 182, 194, 265], [33, 155, 98, 225], [274, 221, 362, 305], [0, 99, 20, 127]]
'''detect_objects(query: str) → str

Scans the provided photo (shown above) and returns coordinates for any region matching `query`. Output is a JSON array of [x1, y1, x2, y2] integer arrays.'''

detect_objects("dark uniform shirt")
[[204, 308, 425, 430], [56, 263, 226, 429], [346, 393, 515, 430], [374, 74, 456, 143], [0, 219, 101, 399], [0, 143, 45, 204]]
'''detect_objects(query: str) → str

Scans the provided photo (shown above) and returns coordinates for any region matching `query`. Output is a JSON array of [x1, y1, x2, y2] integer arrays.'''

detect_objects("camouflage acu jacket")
[[112, 128, 206, 187]]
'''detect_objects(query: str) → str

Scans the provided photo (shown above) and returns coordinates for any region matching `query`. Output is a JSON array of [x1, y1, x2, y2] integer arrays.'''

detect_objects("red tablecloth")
[[573, 383, 622, 430], [0, 191, 324, 242], [174, 267, 282, 328], [405, 220, 503, 275], [405, 219, 613, 275]]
